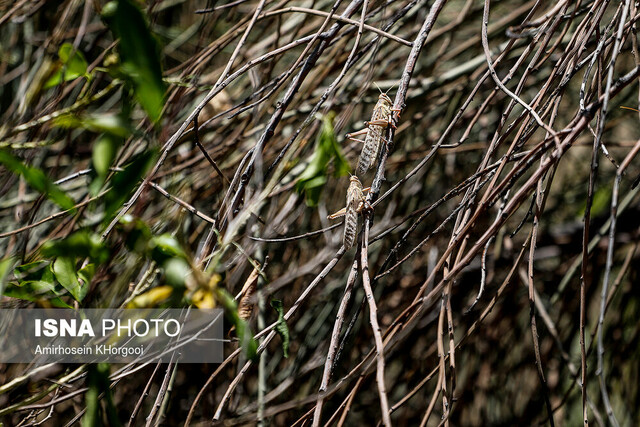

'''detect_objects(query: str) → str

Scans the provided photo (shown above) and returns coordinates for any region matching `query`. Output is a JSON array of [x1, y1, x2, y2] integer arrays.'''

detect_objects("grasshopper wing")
[[343, 177, 364, 248]]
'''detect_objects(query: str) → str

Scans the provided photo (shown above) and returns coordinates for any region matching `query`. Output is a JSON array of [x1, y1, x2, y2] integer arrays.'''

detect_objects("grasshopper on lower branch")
[[346, 91, 400, 175], [328, 176, 371, 249]]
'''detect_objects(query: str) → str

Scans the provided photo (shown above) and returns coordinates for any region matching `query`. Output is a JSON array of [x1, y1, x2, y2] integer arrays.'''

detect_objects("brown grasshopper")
[[346, 88, 399, 175], [328, 176, 371, 249]]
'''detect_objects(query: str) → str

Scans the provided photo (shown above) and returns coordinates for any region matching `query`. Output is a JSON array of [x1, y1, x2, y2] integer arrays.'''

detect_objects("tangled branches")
[[1, 0, 640, 425]]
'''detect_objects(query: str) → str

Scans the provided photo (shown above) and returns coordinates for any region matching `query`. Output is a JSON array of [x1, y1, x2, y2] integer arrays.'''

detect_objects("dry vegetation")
[[1, 0, 640, 425]]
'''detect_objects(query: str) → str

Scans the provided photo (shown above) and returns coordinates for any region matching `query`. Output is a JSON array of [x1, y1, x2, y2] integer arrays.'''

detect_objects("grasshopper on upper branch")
[[346, 90, 400, 175], [327, 176, 371, 249]]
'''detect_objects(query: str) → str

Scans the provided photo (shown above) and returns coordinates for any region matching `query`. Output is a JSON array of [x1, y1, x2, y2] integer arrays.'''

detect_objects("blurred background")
[[0, 0, 639, 425]]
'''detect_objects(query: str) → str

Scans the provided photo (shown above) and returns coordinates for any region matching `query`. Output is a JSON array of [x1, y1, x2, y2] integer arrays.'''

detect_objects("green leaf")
[[300, 175, 327, 190], [53, 113, 131, 138], [92, 135, 119, 178], [83, 365, 102, 427], [59, 43, 88, 75], [83, 363, 121, 427], [0, 257, 16, 296], [44, 43, 89, 89], [149, 234, 187, 262], [0, 150, 76, 212], [78, 263, 96, 286], [14, 260, 55, 284], [162, 257, 191, 288], [52, 257, 87, 302], [13, 280, 57, 294], [270, 299, 290, 358], [41, 231, 110, 264], [9, 261, 71, 305], [102, 0, 166, 122], [296, 113, 350, 206], [322, 119, 350, 177], [216, 288, 258, 360], [103, 149, 156, 223], [577, 186, 611, 219], [83, 115, 130, 138], [14, 260, 49, 276], [44, 72, 64, 90], [90, 133, 123, 196], [3, 281, 72, 308]]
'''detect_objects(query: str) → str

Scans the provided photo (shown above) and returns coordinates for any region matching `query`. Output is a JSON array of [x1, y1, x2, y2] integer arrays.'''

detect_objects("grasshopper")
[[346, 87, 400, 175], [328, 176, 371, 249]]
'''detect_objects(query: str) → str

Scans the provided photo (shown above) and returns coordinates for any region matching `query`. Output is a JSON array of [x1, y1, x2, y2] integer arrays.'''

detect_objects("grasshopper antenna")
[[384, 81, 398, 95], [374, 82, 384, 95]]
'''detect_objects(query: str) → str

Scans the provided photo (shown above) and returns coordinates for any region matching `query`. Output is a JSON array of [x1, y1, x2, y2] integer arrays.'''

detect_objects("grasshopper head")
[[378, 93, 392, 106], [374, 82, 393, 106], [349, 175, 361, 185]]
